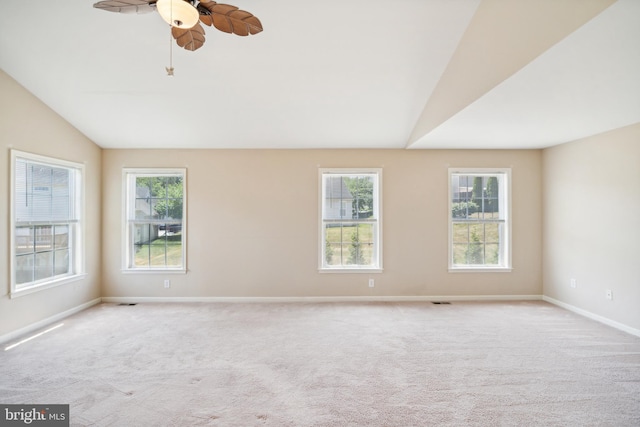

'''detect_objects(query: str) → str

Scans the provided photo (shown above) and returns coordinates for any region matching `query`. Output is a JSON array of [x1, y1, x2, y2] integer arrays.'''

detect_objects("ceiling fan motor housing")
[[156, 0, 199, 29]]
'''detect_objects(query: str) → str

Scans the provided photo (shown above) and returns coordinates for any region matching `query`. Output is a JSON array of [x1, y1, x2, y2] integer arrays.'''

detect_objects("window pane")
[[166, 197, 183, 220], [54, 249, 70, 275], [452, 223, 468, 243], [35, 251, 53, 281], [14, 161, 73, 223], [485, 244, 500, 265], [324, 176, 352, 219], [15, 227, 34, 255], [452, 244, 467, 265], [356, 223, 374, 243], [135, 195, 152, 220], [137, 176, 183, 220], [139, 234, 183, 268], [452, 175, 473, 204], [147, 177, 166, 197], [150, 198, 165, 220], [31, 165, 52, 221], [149, 242, 168, 267], [51, 195, 70, 221], [466, 243, 484, 264], [484, 223, 499, 243], [151, 198, 183, 221], [134, 243, 150, 267], [324, 224, 342, 244], [324, 222, 375, 267], [452, 175, 503, 220], [15, 254, 34, 284], [14, 159, 28, 220], [469, 223, 484, 243], [325, 242, 342, 266], [35, 226, 53, 252], [164, 235, 182, 267], [323, 175, 376, 221], [341, 243, 355, 265], [134, 224, 155, 245], [344, 176, 375, 220], [54, 225, 69, 249], [31, 194, 52, 221], [51, 167, 71, 220], [452, 201, 478, 219], [347, 223, 369, 266]]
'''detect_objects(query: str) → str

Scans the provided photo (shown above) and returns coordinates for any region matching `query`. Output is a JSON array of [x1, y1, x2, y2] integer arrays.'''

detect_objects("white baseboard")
[[101, 294, 542, 304], [543, 296, 640, 338], [0, 298, 102, 346]]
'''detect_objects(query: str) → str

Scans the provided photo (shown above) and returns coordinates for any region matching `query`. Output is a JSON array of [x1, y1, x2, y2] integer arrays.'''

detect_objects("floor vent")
[[432, 301, 451, 305], [118, 303, 138, 306]]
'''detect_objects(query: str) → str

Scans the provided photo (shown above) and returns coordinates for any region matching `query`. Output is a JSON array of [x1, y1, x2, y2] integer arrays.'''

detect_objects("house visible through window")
[[449, 169, 511, 270], [320, 169, 382, 271], [124, 169, 186, 271], [11, 150, 84, 296]]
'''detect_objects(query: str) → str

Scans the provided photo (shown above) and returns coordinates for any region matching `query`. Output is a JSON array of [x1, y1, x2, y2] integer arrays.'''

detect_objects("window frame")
[[122, 168, 187, 273], [318, 168, 383, 273], [448, 168, 512, 272], [9, 150, 86, 298]]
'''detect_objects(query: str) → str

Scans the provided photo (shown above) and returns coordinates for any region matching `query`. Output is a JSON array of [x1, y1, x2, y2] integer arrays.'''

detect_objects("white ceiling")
[[1, 0, 638, 150]]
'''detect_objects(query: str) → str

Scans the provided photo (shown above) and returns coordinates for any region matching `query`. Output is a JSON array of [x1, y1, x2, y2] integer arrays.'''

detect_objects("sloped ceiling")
[[0, 0, 638, 149]]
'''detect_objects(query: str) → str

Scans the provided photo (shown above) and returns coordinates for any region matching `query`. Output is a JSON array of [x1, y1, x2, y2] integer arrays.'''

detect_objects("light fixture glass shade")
[[156, 0, 199, 29]]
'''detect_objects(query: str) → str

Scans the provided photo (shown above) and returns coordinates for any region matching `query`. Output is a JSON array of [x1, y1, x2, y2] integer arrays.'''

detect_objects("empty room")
[[1, 0, 639, 426]]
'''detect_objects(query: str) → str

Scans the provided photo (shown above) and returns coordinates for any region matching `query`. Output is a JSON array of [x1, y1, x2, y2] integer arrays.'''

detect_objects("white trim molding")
[[448, 168, 512, 271], [101, 295, 542, 304], [0, 298, 101, 347], [318, 168, 383, 272], [543, 296, 640, 338]]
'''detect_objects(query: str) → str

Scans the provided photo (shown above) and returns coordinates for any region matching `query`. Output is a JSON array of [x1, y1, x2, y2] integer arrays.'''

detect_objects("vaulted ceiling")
[[0, 0, 638, 149]]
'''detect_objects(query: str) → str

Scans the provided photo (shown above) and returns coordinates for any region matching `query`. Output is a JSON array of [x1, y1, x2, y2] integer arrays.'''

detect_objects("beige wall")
[[102, 149, 542, 298], [0, 70, 102, 337], [543, 123, 640, 331]]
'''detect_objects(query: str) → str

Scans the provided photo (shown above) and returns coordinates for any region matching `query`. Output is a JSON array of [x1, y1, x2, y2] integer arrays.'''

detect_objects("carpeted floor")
[[1, 301, 639, 426]]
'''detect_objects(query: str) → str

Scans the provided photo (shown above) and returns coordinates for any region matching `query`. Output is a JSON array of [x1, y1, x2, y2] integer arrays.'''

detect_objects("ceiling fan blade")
[[197, 1, 263, 36], [93, 0, 156, 14], [172, 23, 206, 51]]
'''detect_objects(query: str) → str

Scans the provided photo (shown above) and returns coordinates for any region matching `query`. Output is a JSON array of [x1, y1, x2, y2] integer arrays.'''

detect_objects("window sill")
[[10, 273, 88, 299], [448, 267, 512, 273], [319, 268, 383, 274], [121, 269, 187, 274]]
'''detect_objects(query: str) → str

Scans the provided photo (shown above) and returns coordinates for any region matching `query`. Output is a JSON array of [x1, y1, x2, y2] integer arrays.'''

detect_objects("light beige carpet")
[[1, 301, 639, 426]]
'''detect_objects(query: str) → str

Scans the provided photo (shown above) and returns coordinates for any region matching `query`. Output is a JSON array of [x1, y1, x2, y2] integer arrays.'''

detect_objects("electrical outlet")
[[164, 279, 170, 289], [606, 289, 612, 300], [570, 278, 577, 288], [368, 279, 374, 288]]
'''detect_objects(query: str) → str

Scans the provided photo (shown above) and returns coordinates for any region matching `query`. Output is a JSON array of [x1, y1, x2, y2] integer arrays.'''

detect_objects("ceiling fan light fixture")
[[156, 0, 199, 29]]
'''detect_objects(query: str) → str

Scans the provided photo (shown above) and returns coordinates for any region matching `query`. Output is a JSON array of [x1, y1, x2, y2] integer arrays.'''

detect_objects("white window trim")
[[122, 168, 187, 273], [318, 168, 383, 273], [448, 168, 512, 272], [9, 150, 86, 298]]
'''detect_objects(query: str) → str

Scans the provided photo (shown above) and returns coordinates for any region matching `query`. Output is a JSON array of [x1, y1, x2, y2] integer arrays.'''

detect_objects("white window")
[[319, 169, 382, 271], [123, 169, 186, 271], [10, 150, 84, 297], [449, 168, 511, 271]]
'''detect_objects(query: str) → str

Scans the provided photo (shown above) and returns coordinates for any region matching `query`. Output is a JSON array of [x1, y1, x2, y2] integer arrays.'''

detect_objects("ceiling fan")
[[93, 0, 263, 53]]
